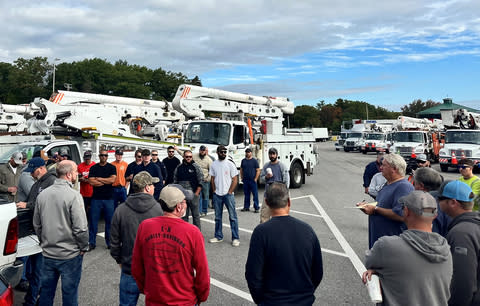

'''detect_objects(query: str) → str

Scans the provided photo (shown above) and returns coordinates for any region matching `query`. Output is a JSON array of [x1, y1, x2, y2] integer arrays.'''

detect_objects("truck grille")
[[338, 139, 345, 145], [395, 147, 413, 154], [449, 149, 472, 157], [346, 141, 355, 146]]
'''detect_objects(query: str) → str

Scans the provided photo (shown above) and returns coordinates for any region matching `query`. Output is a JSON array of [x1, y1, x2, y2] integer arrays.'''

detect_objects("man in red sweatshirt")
[[131, 185, 210, 305]]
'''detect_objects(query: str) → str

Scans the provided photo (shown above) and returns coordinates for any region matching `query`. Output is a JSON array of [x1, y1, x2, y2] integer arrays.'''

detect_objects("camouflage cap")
[[133, 171, 160, 190]]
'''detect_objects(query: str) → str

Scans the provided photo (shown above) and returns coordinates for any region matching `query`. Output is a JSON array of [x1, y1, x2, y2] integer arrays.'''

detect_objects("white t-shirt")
[[209, 159, 238, 196]]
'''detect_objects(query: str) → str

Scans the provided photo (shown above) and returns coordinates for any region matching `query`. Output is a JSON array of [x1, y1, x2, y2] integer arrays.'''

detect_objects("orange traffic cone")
[[461, 150, 466, 160], [451, 152, 458, 165], [411, 148, 417, 159]]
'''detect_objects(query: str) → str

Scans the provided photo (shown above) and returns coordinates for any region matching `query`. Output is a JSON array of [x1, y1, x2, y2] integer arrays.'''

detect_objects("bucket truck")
[[389, 116, 443, 161], [172, 84, 317, 188], [438, 108, 480, 172]]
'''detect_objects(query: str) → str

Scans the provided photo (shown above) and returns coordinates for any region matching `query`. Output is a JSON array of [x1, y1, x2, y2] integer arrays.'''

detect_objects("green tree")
[[8, 57, 50, 104], [290, 105, 321, 128], [401, 99, 440, 117]]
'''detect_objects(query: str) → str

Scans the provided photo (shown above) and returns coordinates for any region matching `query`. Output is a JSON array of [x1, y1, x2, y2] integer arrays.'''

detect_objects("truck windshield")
[[366, 133, 383, 140], [349, 133, 362, 138], [394, 132, 423, 143], [184, 122, 231, 146], [0, 144, 45, 164], [445, 131, 480, 145]]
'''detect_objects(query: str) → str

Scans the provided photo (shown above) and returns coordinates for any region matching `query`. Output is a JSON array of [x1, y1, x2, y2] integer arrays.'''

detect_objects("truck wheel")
[[440, 164, 449, 172], [336, 148, 339, 151], [344, 148, 349, 152], [290, 162, 303, 189], [362, 150, 367, 154]]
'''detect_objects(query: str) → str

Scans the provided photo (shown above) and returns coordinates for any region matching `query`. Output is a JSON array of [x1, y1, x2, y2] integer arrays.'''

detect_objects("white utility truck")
[[172, 84, 318, 188], [439, 108, 480, 172]]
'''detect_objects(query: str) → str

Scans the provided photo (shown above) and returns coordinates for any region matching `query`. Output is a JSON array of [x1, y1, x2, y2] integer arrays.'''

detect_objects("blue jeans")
[[24, 253, 43, 306], [119, 272, 140, 306], [243, 180, 259, 210], [89, 199, 114, 247], [199, 181, 210, 214], [213, 193, 239, 240], [39, 254, 83, 306], [113, 186, 127, 210]]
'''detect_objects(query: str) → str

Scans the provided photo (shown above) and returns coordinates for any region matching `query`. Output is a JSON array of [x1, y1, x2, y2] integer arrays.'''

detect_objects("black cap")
[[268, 147, 278, 155], [199, 145, 207, 151], [141, 149, 151, 156], [217, 145, 227, 152], [83, 151, 92, 158], [245, 148, 252, 153], [115, 149, 123, 155]]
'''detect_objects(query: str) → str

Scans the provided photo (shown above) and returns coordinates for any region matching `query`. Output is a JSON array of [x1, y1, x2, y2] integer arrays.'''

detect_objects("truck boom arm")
[[172, 84, 295, 119]]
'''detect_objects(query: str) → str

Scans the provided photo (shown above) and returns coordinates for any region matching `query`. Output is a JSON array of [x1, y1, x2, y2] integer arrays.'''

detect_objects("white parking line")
[[201, 213, 348, 258], [309, 195, 366, 277], [210, 278, 253, 302], [290, 210, 323, 218]]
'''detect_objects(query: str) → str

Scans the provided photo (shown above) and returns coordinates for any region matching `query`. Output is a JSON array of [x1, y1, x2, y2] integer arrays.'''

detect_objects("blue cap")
[[441, 181, 474, 202], [24, 157, 46, 173]]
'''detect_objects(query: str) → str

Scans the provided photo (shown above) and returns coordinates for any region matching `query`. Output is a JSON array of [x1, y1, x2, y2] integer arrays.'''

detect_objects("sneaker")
[[232, 239, 240, 247], [88, 244, 96, 251], [209, 237, 223, 243], [254, 209, 259, 213], [241, 208, 250, 212]]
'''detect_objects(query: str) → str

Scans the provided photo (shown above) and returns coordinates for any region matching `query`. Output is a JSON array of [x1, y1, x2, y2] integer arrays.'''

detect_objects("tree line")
[[0, 57, 201, 105], [0, 57, 439, 133]]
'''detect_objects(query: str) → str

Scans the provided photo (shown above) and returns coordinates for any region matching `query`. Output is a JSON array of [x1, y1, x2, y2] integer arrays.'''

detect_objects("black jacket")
[[109, 192, 163, 275], [26, 171, 57, 210], [447, 211, 480, 306]]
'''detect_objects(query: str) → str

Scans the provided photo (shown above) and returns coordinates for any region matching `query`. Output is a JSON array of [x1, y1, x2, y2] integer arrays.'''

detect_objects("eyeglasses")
[[219, 150, 227, 154], [185, 156, 193, 159], [99, 154, 108, 157], [168, 151, 174, 153], [152, 154, 158, 156]]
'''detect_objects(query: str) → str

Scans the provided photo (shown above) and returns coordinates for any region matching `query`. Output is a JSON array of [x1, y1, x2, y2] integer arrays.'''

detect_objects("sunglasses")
[[168, 151, 174, 153], [99, 154, 108, 157], [457, 165, 470, 169], [219, 150, 227, 154], [185, 156, 193, 158], [152, 154, 158, 156], [136, 155, 142, 158]]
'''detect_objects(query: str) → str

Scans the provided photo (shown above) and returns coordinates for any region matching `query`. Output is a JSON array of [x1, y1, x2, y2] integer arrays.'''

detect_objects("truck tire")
[[440, 164, 449, 172], [344, 148, 349, 152], [290, 162, 303, 189], [335, 148, 339, 151], [362, 150, 367, 154]]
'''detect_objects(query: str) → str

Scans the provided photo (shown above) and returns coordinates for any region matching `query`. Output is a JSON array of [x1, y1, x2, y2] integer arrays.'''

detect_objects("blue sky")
[[1, 0, 479, 111]]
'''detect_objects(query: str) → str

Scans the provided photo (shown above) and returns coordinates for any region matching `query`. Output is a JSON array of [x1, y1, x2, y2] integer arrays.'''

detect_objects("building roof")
[[417, 98, 479, 115]]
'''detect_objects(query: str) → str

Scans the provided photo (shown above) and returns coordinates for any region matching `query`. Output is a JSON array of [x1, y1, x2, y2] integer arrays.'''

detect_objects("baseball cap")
[[268, 148, 278, 155], [168, 184, 194, 202], [416, 154, 428, 163], [399, 190, 437, 217], [12, 152, 23, 165], [133, 171, 160, 190], [159, 185, 191, 208], [438, 180, 474, 202], [141, 149, 151, 156], [24, 157, 46, 173], [115, 149, 123, 155], [245, 148, 252, 153], [60, 149, 69, 157], [217, 145, 227, 152], [199, 145, 207, 151], [458, 159, 474, 167], [83, 151, 92, 158]]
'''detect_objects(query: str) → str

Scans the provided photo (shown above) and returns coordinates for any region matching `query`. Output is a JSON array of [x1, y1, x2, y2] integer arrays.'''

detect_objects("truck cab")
[[439, 129, 480, 172], [335, 132, 349, 151], [360, 132, 386, 154], [390, 131, 433, 160], [343, 132, 365, 152]]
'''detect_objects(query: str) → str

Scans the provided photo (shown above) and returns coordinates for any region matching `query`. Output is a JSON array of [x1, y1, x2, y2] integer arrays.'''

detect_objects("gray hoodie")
[[110, 192, 163, 275], [366, 229, 453, 306]]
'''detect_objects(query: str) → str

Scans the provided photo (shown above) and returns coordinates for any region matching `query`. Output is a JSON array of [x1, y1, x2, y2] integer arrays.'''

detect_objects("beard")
[[269, 156, 277, 162], [218, 155, 226, 160]]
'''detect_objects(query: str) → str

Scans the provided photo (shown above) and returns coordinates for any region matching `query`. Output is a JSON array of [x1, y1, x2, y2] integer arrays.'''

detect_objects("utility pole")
[[52, 58, 60, 93]]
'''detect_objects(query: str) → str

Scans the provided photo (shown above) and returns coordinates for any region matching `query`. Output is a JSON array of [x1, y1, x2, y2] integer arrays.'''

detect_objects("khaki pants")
[[260, 198, 271, 223]]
